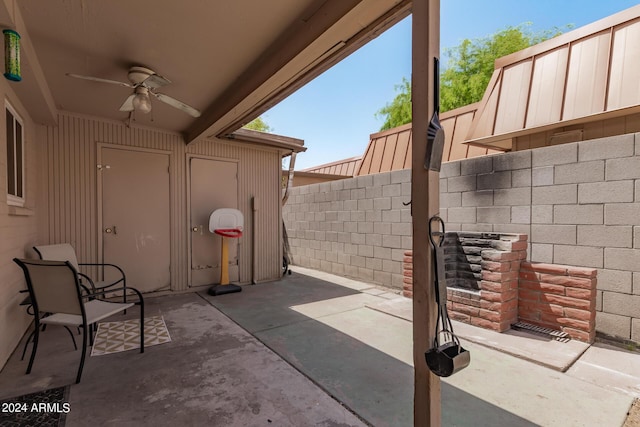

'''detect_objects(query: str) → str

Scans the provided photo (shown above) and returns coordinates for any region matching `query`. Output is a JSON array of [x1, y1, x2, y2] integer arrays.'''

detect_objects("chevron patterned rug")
[[91, 316, 171, 356]]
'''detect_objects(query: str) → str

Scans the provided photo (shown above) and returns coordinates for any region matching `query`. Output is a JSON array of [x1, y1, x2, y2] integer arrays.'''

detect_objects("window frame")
[[6, 100, 24, 207]]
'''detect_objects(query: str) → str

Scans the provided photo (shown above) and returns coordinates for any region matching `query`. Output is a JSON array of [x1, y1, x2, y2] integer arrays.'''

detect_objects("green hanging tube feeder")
[[3, 29, 21, 82]]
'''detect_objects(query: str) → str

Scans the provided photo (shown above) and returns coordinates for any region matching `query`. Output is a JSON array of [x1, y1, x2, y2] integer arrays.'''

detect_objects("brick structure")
[[519, 262, 597, 342], [403, 235, 598, 342]]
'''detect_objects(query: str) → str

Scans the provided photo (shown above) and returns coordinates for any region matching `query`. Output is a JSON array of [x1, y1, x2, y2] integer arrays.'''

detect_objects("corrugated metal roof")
[[466, 4, 640, 149], [300, 156, 362, 176], [356, 103, 503, 176]]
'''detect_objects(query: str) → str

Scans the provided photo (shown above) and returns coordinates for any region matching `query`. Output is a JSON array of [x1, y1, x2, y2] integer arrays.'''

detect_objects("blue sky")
[[265, 1, 640, 170]]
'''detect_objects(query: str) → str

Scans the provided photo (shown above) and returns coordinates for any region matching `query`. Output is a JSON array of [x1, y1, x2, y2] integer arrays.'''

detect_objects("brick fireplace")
[[403, 232, 597, 342]]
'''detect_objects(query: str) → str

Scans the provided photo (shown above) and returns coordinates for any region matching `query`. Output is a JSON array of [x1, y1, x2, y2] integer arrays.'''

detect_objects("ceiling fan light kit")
[[66, 65, 201, 117], [132, 87, 152, 114]]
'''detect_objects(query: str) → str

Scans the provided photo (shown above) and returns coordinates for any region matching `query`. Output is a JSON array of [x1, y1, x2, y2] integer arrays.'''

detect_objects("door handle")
[[104, 226, 117, 235], [191, 225, 203, 235]]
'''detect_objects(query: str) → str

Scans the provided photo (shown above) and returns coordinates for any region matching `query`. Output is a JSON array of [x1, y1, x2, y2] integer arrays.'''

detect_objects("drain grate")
[[511, 321, 571, 343]]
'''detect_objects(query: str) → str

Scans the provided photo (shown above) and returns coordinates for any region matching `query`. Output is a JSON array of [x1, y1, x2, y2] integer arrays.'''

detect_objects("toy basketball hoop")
[[208, 208, 243, 296]]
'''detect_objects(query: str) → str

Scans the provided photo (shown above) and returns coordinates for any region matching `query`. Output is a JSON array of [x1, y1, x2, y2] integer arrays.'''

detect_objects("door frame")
[[186, 154, 240, 287], [97, 143, 174, 285]]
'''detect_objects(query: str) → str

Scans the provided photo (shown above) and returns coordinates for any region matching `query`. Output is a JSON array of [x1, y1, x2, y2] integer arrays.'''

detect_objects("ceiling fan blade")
[[152, 92, 201, 117], [66, 73, 133, 88], [119, 94, 135, 112], [143, 73, 171, 89]]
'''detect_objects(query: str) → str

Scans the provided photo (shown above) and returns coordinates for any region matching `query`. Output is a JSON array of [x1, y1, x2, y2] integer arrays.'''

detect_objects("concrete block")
[[358, 244, 374, 258], [350, 233, 365, 245], [511, 206, 531, 224], [577, 225, 632, 248], [357, 199, 373, 211], [448, 175, 477, 192], [337, 211, 351, 222], [392, 196, 409, 210], [441, 192, 462, 208], [383, 235, 403, 249], [344, 264, 359, 278], [366, 233, 382, 246], [554, 244, 603, 268], [494, 187, 531, 206], [357, 222, 374, 234], [605, 203, 640, 225], [350, 255, 366, 268], [330, 262, 345, 275], [365, 256, 382, 270], [597, 269, 632, 293], [391, 222, 412, 236], [365, 210, 382, 222], [344, 221, 358, 232], [461, 190, 493, 207], [391, 248, 405, 261], [637, 181, 640, 202], [344, 243, 358, 255], [447, 207, 477, 224], [636, 226, 640, 248], [531, 225, 576, 244], [463, 222, 496, 232], [374, 222, 391, 235], [342, 178, 356, 190], [358, 267, 374, 282], [330, 201, 344, 211], [344, 200, 358, 211], [578, 134, 634, 161], [531, 243, 553, 263], [606, 157, 640, 181], [382, 210, 401, 223], [602, 291, 640, 318], [532, 142, 578, 167], [554, 204, 603, 225], [477, 171, 512, 189], [634, 272, 640, 295], [373, 172, 391, 187], [604, 248, 640, 270], [441, 161, 461, 178], [326, 250, 338, 263], [555, 161, 604, 184], [391, 168, 411, 184], [374, 246, 391, 260], [355, 174, 373, 189], [632, 319, 640, 343], [330, 180, 344, 191], [512, 169, 532, 188], [402, 236, 412, 249], [477, 206, 511, 224], [493, 150, 531, 171], [440, 178, 447, 193], [596, 311, 631, 339], [532, 184, 577, 205], [532, 167, 554, 186], [596, 291, 602, 311], [578, 181, 634, 204], [401, 209, 411, 223], [532, 205, 553, 224], [402, 182, 411, 197], [365, 186, 383, 199], [461, 156, 493, 175], [373, 270, 392, 286], [351, 188, 365, 200], [382, 183, 402, 197]]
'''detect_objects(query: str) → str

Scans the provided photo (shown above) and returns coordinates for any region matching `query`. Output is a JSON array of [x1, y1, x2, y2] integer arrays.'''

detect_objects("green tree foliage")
[[375, 77, 412, 131], [243, 116, 273, 132], [375, 23, 569, 130]]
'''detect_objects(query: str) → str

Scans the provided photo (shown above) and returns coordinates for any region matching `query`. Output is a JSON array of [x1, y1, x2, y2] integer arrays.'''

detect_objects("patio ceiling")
[[6, 0, 409, 142]]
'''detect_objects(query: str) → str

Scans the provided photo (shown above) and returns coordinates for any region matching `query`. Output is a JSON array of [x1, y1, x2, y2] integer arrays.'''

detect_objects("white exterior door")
[[100, 147, 171, 293], [189, 157, 239, 287]]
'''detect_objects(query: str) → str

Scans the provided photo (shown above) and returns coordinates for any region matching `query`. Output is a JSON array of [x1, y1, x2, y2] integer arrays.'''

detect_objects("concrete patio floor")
[[1, 266, 639, 426]]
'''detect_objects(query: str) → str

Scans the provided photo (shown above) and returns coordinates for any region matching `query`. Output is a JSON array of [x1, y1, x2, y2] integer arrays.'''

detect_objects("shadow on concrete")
[[203, 273, 537, 427]]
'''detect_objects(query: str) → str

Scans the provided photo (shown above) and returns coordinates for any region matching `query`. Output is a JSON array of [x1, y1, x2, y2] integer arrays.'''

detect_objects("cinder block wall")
[[440, 133, 640, 343], [285, 132, 640, 344], [284, 170, 412, 288]]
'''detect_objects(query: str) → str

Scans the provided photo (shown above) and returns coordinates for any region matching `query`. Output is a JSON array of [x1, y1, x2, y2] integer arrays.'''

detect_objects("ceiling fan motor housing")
[[128, 66, 154, 85]]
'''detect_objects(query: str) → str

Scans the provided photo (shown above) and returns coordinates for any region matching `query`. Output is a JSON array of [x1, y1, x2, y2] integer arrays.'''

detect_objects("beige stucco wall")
[[0, 81, 42, 369]]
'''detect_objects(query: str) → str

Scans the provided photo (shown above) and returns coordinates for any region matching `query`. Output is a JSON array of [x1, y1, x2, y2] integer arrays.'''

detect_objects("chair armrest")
[[77, 272, 97, 293], [84, 286, 144, 304], [78, 262, 125, 277]]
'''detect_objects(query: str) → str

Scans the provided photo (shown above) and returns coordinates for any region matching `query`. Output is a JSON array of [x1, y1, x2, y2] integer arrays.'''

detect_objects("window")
[[6, 102, 24, 206]]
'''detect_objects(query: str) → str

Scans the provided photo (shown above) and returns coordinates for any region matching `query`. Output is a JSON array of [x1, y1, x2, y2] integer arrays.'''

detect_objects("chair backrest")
[[13, 259, 83, 316], [33, 243, 80, 270]]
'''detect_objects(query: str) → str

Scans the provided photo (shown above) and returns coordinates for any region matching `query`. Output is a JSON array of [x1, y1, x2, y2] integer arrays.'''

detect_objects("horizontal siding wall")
[[40, 112, 281, 291]]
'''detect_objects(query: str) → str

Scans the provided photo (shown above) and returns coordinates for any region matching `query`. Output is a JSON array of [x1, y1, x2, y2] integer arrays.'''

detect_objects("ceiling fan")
[[66, 66, 201, 118]]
